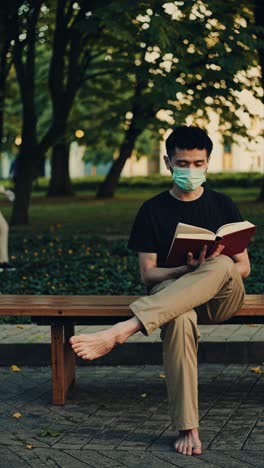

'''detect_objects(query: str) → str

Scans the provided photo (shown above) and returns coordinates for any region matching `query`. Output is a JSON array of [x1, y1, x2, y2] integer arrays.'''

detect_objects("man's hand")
[[187, 244, 225, 270]]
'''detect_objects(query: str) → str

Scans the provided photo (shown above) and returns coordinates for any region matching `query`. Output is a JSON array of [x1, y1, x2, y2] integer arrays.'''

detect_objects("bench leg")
[[64, 324, 76, 390], [51, 323, 75, 405]]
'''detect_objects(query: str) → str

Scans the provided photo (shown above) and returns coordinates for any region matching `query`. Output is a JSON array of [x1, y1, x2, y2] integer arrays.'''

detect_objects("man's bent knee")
[[207, 254, 236, 275]]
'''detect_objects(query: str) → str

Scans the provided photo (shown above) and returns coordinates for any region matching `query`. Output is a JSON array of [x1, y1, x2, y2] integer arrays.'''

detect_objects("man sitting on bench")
[[70, 126, 250, 457]]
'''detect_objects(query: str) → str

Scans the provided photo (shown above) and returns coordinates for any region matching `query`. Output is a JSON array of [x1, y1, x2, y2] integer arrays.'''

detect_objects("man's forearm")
[[234, 261, 250, 278], [142, 265, 193, 287]]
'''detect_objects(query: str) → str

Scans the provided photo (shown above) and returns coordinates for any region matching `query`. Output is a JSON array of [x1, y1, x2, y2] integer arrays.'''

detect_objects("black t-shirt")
[[127, 188, 243, 268]]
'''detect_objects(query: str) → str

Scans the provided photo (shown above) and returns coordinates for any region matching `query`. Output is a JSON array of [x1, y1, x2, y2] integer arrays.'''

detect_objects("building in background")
[[1, 88, 263, 179]]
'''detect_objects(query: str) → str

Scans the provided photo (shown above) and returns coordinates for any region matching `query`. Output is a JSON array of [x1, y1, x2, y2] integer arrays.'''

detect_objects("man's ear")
[[164, 155, 170, 170], [205, 156, 210, 172]]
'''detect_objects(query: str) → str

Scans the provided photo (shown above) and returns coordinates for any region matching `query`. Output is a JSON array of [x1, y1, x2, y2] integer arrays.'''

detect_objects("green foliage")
[[16, 172, 262, 192], [70, 0, 263, 168], [0, 230, 145, 324]]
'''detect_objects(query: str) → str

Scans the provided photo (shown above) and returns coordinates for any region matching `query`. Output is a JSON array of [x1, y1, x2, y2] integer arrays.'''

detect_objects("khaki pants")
[[130, 255, 245, 430], [0, 211, 8, 263]]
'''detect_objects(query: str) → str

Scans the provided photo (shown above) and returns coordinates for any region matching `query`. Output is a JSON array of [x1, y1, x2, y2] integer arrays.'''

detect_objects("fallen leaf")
[[140, 393, 147, 398], [26, 444, 33, 450], [10, 365, 21, 372], [16, 325, 24, 329], [159, 373, 166, 378], [250, 366, 263, 374], [247, 324, 257, 327], [12, 412, 22, 418]]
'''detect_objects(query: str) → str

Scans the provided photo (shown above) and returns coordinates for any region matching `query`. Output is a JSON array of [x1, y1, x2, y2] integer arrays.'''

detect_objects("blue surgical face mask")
[[169, 163, 207, 192]]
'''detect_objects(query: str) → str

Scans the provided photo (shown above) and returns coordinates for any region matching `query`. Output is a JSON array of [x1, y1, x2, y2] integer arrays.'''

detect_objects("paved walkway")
[[0, 324, 264, 343], [1, 324, 264, 365], [1, 364, 264, 467], [1, 323, 264, 344]]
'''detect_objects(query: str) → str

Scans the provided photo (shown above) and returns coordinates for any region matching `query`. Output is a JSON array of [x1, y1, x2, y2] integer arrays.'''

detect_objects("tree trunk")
[[96, 128, 141, 198], [47, 139, 73, 196], [10, 150, 34, 225]]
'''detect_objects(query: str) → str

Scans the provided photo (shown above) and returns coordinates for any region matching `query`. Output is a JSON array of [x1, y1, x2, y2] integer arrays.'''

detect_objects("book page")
[[216, 221, 255, 237], [177, 233, 216, 240], [175, 222, 214, 238]]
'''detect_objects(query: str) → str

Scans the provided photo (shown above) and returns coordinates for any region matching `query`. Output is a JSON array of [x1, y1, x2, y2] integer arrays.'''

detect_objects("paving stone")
[[9, 446, 49, 467], [64, 449, 125, 466], [198, 450, 255, 467], [32, 448, 90, 467], [229, 450, 264, 467], [101, 449, 184, 467], [150, 451, 220, 467], [0, 447, 31, 468], [0, 364, 264, 466]]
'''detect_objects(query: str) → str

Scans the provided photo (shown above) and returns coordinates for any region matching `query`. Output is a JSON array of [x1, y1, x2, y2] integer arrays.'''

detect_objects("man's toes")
[[72, 344, 79, 352], [70, 337, 82, 345], [177, 443, 183, 453], [71, 344, 83, 352], [192, 446, 202, 456], [186, 445, 192, 456], [82, 354, 92, 360], [182, 444, 187, 455], [71, 334, 87, 344], [77, 348, 93, 359], [71, 343, 84, 351]]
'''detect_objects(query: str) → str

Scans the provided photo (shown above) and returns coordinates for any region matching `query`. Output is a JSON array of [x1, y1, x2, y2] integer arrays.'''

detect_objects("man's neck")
[[169, 185, 204, 202]]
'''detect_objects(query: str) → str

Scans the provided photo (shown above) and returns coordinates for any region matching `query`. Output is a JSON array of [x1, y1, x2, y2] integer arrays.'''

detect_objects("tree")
[[11, 0, 44, 225], [0, 2, 22, 157], [45, 1, 166, 196], [6, 0, 263, 223], [46, 0, 97, 196], [94, 0, 261, 198], [10, 0, 115, 222]]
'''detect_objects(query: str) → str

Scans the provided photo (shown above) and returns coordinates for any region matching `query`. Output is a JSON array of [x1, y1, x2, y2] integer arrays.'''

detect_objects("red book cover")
[[165, 223, 256, 268]]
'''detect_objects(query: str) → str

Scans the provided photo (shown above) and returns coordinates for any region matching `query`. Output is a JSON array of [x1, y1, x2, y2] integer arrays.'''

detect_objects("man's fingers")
[[187, 252, 193, 261], [199, 244, 207, 262], [208, 244, 225, 259], [214, 244, 224, 256]]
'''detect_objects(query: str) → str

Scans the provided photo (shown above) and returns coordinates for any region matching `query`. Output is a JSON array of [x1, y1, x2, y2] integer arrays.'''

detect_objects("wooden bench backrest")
[[0, 294, 263, 317]]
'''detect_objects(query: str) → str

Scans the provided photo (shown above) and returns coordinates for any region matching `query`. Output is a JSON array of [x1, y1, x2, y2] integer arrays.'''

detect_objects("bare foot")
[[174, 428, 202, 456], [69, 318, 142, 360]]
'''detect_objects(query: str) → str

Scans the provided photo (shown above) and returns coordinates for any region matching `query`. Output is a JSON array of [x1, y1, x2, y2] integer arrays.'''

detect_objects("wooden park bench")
[[0, 294, 263, 405]]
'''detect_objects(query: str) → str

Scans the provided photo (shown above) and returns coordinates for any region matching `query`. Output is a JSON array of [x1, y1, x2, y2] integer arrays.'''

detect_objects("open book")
[[165, 221, 256, 267]]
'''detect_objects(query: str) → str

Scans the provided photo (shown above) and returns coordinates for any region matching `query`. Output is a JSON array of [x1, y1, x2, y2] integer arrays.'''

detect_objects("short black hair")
[[165, 125, 213, 160]]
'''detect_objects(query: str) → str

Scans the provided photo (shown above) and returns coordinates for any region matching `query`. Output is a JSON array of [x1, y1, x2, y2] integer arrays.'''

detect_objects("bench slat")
[[0, 294, 263, 305], [0, 295, 263, 317], [0, 294, 262, 305]]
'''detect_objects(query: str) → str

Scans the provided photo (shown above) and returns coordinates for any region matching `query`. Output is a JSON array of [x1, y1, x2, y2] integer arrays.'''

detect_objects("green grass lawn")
[[1, 185, 262, 235]]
